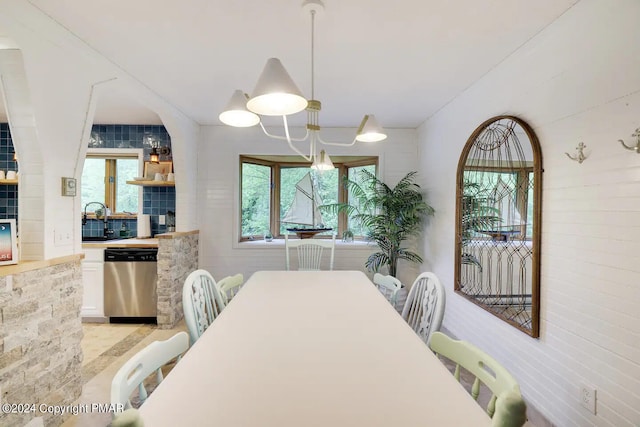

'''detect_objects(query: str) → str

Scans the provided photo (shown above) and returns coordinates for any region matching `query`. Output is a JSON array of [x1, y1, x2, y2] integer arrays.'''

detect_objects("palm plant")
[[460, 181, 500, 269], [320, 170, 434, 277]]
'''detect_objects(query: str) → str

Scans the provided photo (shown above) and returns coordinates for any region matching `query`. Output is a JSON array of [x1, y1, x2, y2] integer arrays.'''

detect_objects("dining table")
[[138, 270, 491, 426]]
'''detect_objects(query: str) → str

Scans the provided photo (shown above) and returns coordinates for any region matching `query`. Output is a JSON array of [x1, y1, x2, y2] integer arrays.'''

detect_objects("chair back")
[[373, 273, 402, 306], [401, 272, 446, 344], [183, 269, 225, 345], [429, 331, 527, 426], [216, 273, 244, 305], [285, 234, 335, 271], [111, 331, 189, 410]]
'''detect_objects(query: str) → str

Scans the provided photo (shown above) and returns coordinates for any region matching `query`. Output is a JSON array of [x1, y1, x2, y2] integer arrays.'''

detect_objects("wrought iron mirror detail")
[[455, 116, 542, 337]]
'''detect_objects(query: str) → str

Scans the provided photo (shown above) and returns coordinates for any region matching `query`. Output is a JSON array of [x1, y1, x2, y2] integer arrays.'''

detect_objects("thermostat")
[[61, 177, 77, 196]]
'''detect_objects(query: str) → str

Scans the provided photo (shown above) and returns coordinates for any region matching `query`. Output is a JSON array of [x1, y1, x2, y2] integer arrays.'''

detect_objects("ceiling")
[[1, 0, 579, 127]]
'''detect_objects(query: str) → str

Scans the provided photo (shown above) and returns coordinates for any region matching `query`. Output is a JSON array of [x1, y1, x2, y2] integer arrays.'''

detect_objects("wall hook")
[[565, 142, 588, 163], [619, 127, 640, 153]]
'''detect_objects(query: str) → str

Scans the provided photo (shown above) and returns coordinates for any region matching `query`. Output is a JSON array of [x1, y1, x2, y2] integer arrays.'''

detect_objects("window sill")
[[234, 239, 377, 250]]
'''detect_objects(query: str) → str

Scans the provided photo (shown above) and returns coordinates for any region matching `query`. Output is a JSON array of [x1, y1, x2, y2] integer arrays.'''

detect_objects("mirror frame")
[[454, 115, 542, 338]]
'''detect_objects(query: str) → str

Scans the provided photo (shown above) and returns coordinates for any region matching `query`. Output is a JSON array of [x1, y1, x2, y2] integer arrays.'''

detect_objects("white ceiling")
[[1, 0, 579, 127]]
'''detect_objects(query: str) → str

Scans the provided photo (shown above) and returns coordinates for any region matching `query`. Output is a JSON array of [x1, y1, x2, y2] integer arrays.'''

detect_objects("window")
[[81, 150, 142, 214], [240, 155, 377, 241]]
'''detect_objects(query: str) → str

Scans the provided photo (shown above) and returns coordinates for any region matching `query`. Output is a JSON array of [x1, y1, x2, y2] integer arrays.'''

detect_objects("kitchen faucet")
[[82, 201, 113, 238]]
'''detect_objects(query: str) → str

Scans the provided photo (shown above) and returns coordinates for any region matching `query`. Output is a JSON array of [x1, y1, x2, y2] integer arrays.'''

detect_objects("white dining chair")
[[111, 408, 144, 427], [111, 331, 189, 410], [429, 331, 527, 426], [373, 273, 403, 308], [285, 234, 336, 271], [182, 269, 226, 345], [401, 272, 446, 345], [216, 273, 244, 305]]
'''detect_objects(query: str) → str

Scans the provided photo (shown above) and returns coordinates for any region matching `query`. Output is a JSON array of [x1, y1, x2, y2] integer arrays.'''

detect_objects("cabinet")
[[81, 247, 105, 320]]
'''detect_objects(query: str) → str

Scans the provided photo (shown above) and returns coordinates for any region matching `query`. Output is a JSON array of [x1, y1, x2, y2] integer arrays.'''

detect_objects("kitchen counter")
[[0, 254, 84, 277], [81, 238, 159, 248]]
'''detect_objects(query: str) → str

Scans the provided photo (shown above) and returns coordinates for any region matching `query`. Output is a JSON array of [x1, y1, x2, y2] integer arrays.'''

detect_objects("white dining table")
[[139, 270, 491, 426]]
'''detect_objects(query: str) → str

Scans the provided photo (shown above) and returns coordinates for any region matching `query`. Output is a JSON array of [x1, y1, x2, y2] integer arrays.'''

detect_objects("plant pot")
[[342, 230, 354, 243]]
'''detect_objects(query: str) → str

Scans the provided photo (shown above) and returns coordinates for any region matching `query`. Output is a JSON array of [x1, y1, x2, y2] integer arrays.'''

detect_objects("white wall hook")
[[619, 127, 640, 152], [565, 142, 588, 163]]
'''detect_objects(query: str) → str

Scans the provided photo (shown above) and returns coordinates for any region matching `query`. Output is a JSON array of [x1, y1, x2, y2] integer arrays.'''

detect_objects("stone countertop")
[[155, 230, 199, 239], [0, 253, 84, 277], [81, 238, 159, 248]]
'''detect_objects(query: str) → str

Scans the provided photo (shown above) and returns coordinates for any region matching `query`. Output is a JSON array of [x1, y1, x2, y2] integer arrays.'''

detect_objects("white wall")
[[0, 0, 199, 259], [418, 1, 640, 426], [197, 125, 421, 285]]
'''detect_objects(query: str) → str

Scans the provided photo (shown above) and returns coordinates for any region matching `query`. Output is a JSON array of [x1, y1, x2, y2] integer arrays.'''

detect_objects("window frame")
[[239, 155, 378, 242], [83, 148, 144, 216]]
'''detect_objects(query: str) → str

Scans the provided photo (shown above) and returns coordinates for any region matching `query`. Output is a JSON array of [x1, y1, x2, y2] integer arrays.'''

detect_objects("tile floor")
[[60, 321, 545, 427], [61, 321, 186, 427]]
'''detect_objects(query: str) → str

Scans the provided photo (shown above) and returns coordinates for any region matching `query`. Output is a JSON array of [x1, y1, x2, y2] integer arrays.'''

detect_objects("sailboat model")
[[481, 176, 524, 241], [282, 172, 332, 239]]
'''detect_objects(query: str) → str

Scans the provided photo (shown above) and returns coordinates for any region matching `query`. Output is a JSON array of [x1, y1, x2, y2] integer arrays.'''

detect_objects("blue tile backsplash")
[[2, 123, 176, 237], [0, 123, 18, 221], [82, 217, 139, 238], [84, 124, 176, 237], [89, 124, 171, 154]]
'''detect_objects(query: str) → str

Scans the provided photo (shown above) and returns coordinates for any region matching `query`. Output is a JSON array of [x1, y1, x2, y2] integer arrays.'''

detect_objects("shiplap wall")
[[197, 125, 420, 286], [418, 1, 640, 426]]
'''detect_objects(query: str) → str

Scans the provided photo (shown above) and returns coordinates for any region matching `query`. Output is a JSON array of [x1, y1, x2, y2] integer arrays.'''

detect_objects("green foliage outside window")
[[240, 156, 377, 240], [81, 156, 139, 213], [81, 158, 106, 211], [241, 163, 271, 236], [116, 159, 139, 212], [347, 164, 376, 237]]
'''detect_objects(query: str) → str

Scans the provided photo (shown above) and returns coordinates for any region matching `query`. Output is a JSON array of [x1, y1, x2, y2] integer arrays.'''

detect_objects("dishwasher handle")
[[104, 248, 158, 262]]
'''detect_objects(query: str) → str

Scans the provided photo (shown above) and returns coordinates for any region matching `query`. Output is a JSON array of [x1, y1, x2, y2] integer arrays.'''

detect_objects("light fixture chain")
[[310, 9, 316, 100]]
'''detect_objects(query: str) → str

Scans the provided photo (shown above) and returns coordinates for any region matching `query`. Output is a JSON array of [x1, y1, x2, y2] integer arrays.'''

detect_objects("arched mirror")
[[455, 116, 542, 337]]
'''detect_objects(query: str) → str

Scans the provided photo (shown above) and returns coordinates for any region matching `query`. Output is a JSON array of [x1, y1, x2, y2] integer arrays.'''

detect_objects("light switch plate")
[[61, 177, 77, 196]]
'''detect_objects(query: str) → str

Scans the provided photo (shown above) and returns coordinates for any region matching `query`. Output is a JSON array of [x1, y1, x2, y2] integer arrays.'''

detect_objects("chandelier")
[[218, 0, 387, 171]]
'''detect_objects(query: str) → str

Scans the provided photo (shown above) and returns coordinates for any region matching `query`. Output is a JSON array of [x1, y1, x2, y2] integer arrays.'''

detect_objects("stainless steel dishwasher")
[[104, 248, 158, 322]]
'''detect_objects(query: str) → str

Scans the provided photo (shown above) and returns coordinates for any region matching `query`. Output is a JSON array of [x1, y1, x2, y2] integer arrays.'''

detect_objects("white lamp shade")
[[219, 90, 260, 127], [355, 114, 387, 142], [247, 58, 308, 116], [311, 150, 335, 171]]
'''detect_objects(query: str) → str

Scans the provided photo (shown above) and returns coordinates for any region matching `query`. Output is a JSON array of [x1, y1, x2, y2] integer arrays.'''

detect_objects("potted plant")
[[460, 181, 501, 269], [321, 170, 434, 277]]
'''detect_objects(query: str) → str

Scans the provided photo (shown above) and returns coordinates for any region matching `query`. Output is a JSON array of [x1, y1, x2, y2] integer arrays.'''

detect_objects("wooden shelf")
[[126, 180, 175, 187], [0, 179, 18, 185]]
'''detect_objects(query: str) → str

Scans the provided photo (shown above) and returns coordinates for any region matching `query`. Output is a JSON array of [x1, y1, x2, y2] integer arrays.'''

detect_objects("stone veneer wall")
[[0, 259, 83, 427], [157, 232, 199, 328]]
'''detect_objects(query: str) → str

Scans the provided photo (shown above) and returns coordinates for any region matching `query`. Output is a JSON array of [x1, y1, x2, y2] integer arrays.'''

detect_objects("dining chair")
[[216, 273, 244, 305], [429, 331, 527, 427], [401, 272, 446, 344], [285, 234, 336, 271], [111, 331, 189, 410], [182, 269, 226, 345], [111, 408, 144, 427], [373, 273, 402, 308]]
